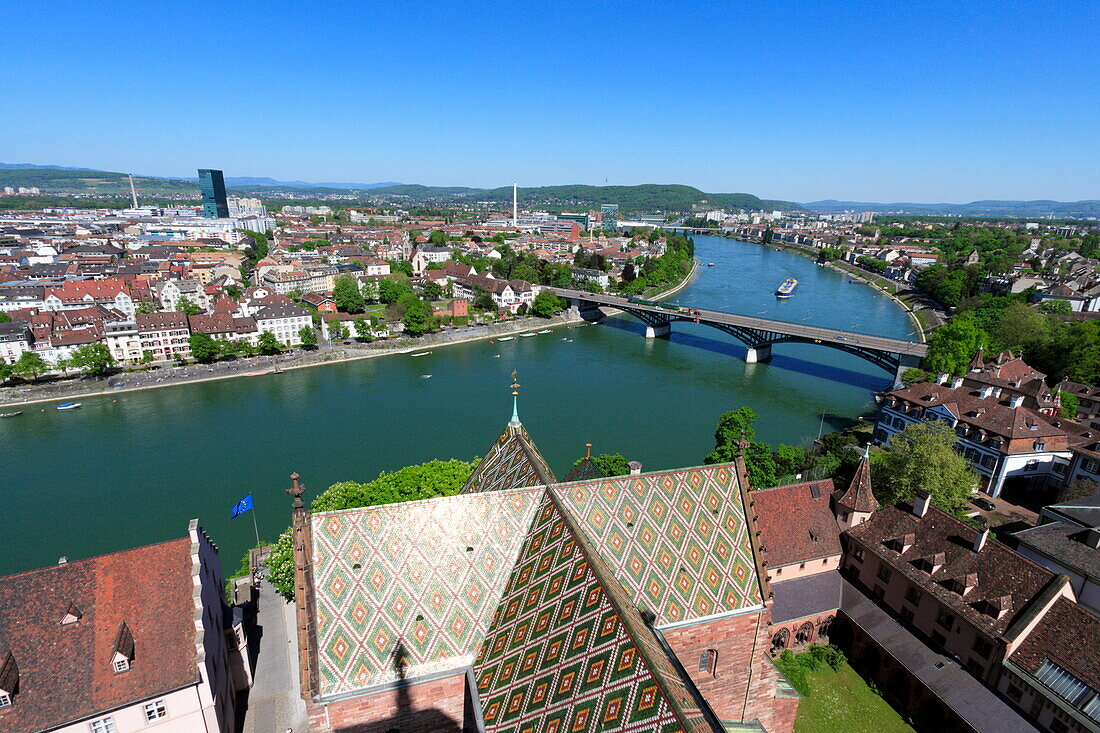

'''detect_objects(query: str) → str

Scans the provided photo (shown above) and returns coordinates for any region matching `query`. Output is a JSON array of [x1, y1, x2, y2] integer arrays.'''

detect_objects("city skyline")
[[4, 1, 1098, 201]]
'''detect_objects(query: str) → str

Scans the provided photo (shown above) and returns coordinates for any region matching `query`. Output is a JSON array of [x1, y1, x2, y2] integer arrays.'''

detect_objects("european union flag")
[[231, 494, 254, 518]]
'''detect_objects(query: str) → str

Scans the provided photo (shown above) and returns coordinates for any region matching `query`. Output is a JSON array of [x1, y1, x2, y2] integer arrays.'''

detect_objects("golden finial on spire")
[[510, 370, 520, 396]]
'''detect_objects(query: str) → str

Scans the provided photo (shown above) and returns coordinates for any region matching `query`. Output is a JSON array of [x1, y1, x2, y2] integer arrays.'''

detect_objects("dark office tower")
[[198, 169, 229, 218]]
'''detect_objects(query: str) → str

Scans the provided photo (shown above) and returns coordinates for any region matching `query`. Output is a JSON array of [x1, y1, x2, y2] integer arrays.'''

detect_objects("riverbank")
[[0, 261, 700, 411]]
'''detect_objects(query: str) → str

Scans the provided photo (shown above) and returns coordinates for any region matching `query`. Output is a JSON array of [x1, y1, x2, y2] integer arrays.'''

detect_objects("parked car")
[[971, 496, 996, 512]]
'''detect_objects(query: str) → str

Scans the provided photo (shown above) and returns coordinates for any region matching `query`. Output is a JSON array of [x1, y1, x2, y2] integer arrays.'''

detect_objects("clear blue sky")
[[3, 0, 1097, 202]]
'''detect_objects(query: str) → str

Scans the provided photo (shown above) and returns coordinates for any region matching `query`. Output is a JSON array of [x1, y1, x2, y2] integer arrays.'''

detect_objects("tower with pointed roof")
[[461, 371, 557, 493], [833, 446, 879, 529]]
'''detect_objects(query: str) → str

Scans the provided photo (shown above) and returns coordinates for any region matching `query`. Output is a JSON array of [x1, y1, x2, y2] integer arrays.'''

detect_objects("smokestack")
[[912, 490, 930, 518], [628, 461, 642, 476], [128, 174, 139, 209], [513, 181, 518, 228]]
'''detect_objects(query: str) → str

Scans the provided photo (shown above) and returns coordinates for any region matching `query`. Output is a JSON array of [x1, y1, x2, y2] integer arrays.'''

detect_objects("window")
[[1049, 720, 1069, 733], [972, 637, 994, 659], [1005, 684, 1023, 703], [113, 658, 129, 674], [143, 700, 167, 721], [1034, 441, 1046, 451], [1084, 459, 1100, 474], [904, 584, 921, 606], [0, 692, 10, 708], [852, 547, 865, 563], [900, 607, 914, 623], [1053, 462, 1068, 475], [1024, 460, 1038, 472], [936, 607, 955, 630], [930, 630, 947, 649], [90, 719, 116, 733], [876, 564, 892, 583]]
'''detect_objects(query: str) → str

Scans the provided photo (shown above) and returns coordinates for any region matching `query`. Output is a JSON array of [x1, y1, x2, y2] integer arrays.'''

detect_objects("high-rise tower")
[[198, 169, 229, 218]]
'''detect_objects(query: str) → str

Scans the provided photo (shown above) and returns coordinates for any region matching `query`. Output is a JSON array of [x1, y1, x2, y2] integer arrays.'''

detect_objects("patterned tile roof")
[[475, 492, 711, 733], [562, 456, 605, 483], [554, 464, 764, 626], [311, 488, 544, 695], [462, 420, 557, 494]]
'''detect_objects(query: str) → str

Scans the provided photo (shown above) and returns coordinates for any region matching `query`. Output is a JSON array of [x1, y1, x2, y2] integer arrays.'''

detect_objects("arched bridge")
[[548, 288, 927, 382]]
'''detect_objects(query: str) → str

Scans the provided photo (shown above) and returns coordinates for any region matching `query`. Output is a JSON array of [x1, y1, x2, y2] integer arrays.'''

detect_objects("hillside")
[[804, 198, 1100, 218], [0, 165, 801, 213]]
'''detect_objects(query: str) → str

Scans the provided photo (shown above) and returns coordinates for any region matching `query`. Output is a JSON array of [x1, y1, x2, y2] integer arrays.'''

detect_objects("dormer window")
[[0, 691, 10, 708], [59, 602, 82, 626], [1034, 441, 1046, 451], [111, 621, 134, 675]]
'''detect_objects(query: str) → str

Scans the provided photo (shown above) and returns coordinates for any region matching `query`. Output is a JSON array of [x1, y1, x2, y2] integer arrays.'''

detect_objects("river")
[[1, 235, 914, 574]]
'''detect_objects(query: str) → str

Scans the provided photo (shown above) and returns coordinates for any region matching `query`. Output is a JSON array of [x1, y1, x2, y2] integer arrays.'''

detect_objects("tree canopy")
[[189, 332, 219, 364], [871, 421, 977, 517], [333, 276, 365, 314], [67, 343, 115, 377]]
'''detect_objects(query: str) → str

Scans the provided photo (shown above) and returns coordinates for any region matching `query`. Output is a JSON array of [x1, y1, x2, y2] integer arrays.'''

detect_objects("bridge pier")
[[645, 322, 671, 339], [745, 344, 772, 363], [894, 352, 924, 387], [572, 301, 605, 322]]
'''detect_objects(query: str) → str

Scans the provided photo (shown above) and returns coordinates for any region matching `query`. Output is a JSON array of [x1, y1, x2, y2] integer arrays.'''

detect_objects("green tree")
[[326, 317, 349, 340], [177, 297, 202, 316], [137, 301, 156, 314], [872, 421, 977, 516], [352, 316, 370, 340], [428, 230, 448, 246], [472, 287, 495, 311], [422, 281, 443, 301], [13, 352, 48, 381], [924, 317, 985, 375], [266, 459, 474, 598], [0, 312, 11, 323], [1040, 299, 1073, 315], [189, 332, 219, 364], [901, 368, 929, 385], [257, 331, 282, 355], [1058, 390, 1079, 419], [402, 298, 436, 336], [703, 407, 781, 488], [67, 343, 115, 377], [569, 453, 632, 477], [333, 275, 365, 314], [379, 278, 412, 305], [530, 291, 565, 318], [298, 325, 318, 349], [0, 361, 12, 382]]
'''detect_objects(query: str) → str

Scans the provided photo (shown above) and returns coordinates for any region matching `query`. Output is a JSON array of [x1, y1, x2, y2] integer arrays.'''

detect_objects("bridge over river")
[[549, 287, 927, 383]]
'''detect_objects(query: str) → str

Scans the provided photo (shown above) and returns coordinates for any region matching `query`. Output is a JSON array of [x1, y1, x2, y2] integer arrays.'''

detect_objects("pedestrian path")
[[240, 578, 307, 733]]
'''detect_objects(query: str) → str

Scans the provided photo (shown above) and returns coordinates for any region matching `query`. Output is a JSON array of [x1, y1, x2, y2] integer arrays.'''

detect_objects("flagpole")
[[250, 498, 260, 547]]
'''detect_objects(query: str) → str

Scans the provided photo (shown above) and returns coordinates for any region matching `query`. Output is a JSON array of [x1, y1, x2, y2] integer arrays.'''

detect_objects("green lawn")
[[794, 663, 913, 733]]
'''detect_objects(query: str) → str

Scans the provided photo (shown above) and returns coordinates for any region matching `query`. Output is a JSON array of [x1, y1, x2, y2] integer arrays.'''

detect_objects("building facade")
[[198, 169, 229, 219]]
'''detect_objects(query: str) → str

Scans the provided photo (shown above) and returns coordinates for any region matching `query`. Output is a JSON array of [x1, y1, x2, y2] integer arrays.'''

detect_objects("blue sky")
[[2, 0, 1097, 202]]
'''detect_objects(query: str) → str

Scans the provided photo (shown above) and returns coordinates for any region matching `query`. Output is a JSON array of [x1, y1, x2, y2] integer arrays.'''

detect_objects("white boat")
[[57, 402, 81, 410], [419, 374, 432, 379], [520, 333, 536, 338], [498, 336, 515, 342], [776, 279, 798, 298], [536, 329, 552, 334], [411, 351, 432, 357]]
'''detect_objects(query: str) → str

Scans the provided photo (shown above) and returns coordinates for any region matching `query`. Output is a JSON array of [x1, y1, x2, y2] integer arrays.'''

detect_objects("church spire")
[[834, 445, 878, 529], [509, 370, 521, 426]]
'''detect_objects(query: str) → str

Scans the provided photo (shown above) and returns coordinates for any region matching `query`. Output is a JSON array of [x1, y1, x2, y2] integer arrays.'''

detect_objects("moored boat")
[[57, 402, 81, 410], [411, 351, 432, 357], [775, 279, 798, 298], [498, 336, 515, 341], [1, 411, 23, 418], [536, 329, 552, 334], [520, 333, 536, 338]]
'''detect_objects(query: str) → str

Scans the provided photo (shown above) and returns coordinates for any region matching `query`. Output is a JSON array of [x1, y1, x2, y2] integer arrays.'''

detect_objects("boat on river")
[[498, 336, 515, 342], [520, 333, 536, 338], [537, 329, 552, 334], [420, 374, 432, 379], [57, 402, 81, 410], [1, 411, 23, 418], [411, 351, 432, 357], [775, 279, 798, 298]]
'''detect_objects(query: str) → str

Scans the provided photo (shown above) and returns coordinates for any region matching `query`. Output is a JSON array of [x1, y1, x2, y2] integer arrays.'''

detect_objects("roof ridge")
[[545, 490, 717, 733]]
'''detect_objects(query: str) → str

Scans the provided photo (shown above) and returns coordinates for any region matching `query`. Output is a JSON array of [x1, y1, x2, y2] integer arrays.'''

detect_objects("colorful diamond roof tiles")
[[554, 465, 764, 626], [311, 487, 544, 695], [462, 421, 557, 494], [475, 492, 711, 733]]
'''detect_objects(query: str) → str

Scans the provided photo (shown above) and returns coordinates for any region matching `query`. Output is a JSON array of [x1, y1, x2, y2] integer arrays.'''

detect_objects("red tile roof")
[[754, 479, 842, 567], [0, 538, 200, 731], [1009, 597, 1100, 690]]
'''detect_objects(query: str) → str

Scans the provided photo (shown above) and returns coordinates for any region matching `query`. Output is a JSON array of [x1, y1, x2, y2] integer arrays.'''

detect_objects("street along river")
[[0, 235, 913, 574]]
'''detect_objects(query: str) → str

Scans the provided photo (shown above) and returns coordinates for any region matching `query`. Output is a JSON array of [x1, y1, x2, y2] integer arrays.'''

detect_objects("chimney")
[[979, 386, 994, 399], [912, 490, 931, 518], [951, 377, 964, 389], [1009, 395, 1025, 408], [973, 528, 989, 553], [628, 461, 642, 476], [58, 556, 68, 565], [936, 373, 950, 385]]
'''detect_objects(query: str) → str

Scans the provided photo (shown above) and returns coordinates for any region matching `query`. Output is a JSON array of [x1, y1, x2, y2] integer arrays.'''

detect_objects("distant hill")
[[803, 199, 1100, 218], [0, 165, 800, 213], [369, 183, 803, 213]]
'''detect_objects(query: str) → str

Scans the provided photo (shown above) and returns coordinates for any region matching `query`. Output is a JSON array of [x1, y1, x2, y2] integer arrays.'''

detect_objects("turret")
[[834, 446, 879, 530]]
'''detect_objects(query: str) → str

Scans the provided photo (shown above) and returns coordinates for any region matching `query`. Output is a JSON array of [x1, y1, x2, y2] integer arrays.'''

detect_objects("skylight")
[[1035, 659, 1093, 706]]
